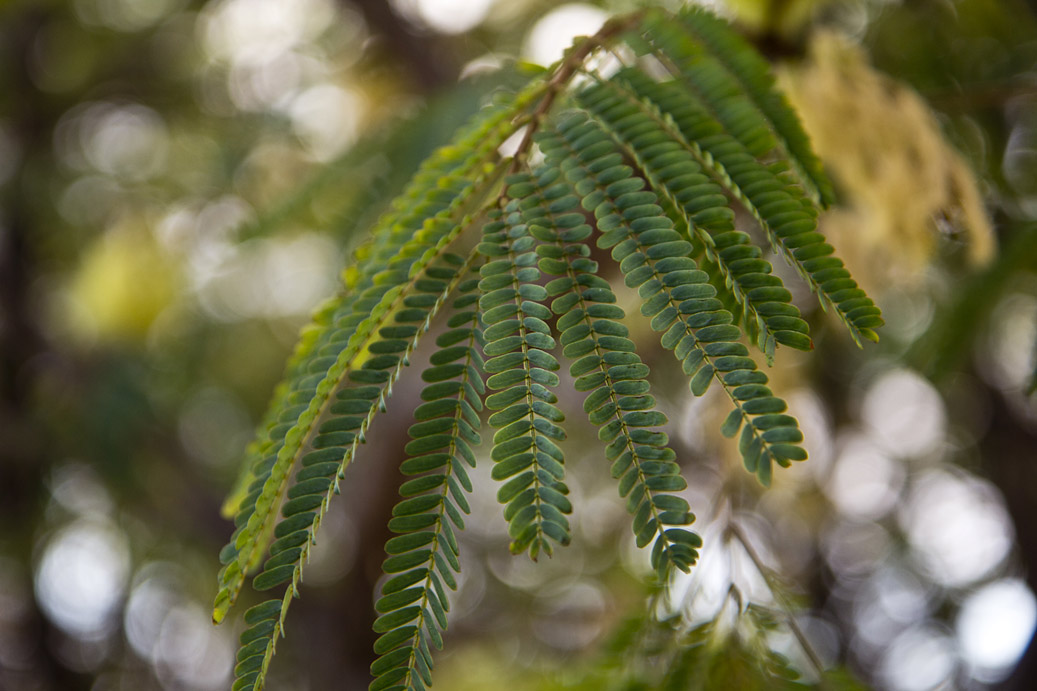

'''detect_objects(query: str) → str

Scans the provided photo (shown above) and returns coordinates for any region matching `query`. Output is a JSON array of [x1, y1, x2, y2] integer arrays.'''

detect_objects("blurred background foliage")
[[1, 0, 1036, 689]]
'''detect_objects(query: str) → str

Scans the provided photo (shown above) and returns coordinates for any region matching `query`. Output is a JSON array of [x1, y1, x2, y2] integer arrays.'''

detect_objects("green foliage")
[[371, 271, 484, 691], [480, 195, 574, 560], [577, 71, 811, 356], [516, 164, 700, 574], [214, 7, 880, 690], [537, 115, 806, 485], [655, 8, 837, 207], [498, 586, 868, 691]]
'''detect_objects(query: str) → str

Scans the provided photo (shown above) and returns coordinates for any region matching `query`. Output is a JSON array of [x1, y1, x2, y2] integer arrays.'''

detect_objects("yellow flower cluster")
[[780, 32, 994, 291]]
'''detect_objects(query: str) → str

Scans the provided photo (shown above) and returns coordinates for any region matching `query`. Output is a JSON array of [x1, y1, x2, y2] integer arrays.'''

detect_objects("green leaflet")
[[480, 194, 572, 560], [228, 250, 479, 691], [616, 61, 883, 347], [537, 114, 807, 485], [576, 73, 812, 357], [525, 160, 701, 576], [214, 97, 520, 626], [369, 271, 484, 691], [668, 7, 837, 206]]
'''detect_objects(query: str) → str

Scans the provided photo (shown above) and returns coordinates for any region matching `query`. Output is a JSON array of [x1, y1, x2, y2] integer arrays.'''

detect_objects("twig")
[[506, 11, 646, 174], [727, 522, 828, 682]]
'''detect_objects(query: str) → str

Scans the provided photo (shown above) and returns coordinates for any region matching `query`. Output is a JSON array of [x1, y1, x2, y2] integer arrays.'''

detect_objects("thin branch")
[[507, 11, 646, 174], [727, 522, 828, 682]]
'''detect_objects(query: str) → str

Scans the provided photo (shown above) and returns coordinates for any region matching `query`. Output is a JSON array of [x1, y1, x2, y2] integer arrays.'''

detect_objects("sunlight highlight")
[[957, 578, 1037, 682], [523, 4, 608, 67], [35, 521, 129, 637], [393, 0, 496, 34]]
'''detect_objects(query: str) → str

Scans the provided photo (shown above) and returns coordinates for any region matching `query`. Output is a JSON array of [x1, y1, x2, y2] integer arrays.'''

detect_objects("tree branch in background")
[[346, 0, 458, 93]]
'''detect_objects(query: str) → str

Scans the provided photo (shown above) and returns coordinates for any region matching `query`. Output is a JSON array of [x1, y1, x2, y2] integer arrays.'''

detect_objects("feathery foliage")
[[370, 267, 484, 691], [479, 197, 574, 560], [214, 7, 881, 690]]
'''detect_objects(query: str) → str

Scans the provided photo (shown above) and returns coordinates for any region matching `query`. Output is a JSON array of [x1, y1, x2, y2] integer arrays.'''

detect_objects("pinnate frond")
[[537, 115, 807, 485], [522, 162, 702, 574], [230, 250, 481, 691], [577, 72, 812, 356], [479, 196, 572, 560], [669, 7, 837, 206], [215, 9, 886, 690], [370, 273, 484, 691], [213, 102, 514, 625], [617, 66, 883, 346]]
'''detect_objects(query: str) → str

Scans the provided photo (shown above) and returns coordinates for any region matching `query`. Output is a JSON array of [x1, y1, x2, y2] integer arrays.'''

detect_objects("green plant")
[[212, 7, 881, 690]]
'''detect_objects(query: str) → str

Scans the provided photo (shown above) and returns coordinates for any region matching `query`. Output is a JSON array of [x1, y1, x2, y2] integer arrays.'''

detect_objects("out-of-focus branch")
[[346, 0, 458, 93], [926, 81, 1037, 111]]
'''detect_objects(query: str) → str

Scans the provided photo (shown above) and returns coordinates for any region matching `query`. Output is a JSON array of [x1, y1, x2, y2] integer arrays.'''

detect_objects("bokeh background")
[[2, 0, 1037, 689]]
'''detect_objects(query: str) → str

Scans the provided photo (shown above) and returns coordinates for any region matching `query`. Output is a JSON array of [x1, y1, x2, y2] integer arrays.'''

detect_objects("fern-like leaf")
[[669, 7, 837, 206], [369, 274, 484, 691], [617, 69, 883, 346], [479, 197, 572, 559], [522, 162, 702, 575], [216, 9, 889, 689], [231, 250, 481, 691], [634, 14, 777, 159], [577, 72, 812, 356], [538, 116, 806, 485], [213, 100, 516, 624]]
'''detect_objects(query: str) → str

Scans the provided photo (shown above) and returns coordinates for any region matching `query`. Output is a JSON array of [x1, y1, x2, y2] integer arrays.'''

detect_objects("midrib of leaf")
[[504, 10, 648, 175]]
